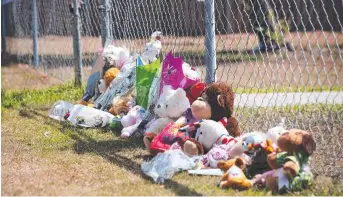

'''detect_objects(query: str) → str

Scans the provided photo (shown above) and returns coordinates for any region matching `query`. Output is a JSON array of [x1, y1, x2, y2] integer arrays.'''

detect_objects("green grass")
[[1, 82, 84, 109], [234, 85, 341, 94], [174, 50, 262, 63], [1, 83, 343, 195], [1, 82, 340, 110]]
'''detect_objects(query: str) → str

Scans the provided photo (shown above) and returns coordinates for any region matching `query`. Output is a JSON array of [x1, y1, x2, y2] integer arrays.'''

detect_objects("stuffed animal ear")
[[217, 95, 225, 108], [217, 161, 226, 169], [302, 132, 316, 155], [174, 88, 187, 98], [235, 157, 245, 169], [226, 116, 242, 137], [162, 85, 173, 95]]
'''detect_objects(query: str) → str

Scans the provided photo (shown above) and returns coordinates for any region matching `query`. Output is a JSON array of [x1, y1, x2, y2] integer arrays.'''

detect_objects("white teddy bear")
[[143, 85, 190, 149], [102, 44, 130, 69], [141, 31, 162, 64]]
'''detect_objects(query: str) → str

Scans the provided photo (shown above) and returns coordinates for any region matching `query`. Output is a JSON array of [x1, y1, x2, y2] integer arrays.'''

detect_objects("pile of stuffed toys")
[[49, 31, 317, 194]]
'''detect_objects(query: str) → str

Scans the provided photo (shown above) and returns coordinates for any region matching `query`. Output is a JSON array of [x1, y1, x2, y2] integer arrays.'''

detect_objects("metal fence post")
[[100, 0, 111, 47], [32, 0, 39, 67], [204, 0, 216, 84], [1, 5, 6, 53], [73, 0, 82, 87]]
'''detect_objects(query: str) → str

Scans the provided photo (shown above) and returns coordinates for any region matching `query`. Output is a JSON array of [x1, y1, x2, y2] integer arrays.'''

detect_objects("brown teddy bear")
[[108, 97, 130, 116], [108, 87, 136, 116], [217, 157, 254, 190], [190, 82, 241, 137], [265, 129, 316, 193], [178, 82, 242, 156]]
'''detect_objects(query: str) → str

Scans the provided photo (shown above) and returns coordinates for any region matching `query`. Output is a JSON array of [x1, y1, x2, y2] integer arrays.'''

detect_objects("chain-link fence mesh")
[[2, 0, 343, 179]]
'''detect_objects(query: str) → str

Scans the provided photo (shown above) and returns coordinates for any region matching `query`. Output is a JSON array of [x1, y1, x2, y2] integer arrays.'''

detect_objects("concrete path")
[[234, 91, 343, 108]]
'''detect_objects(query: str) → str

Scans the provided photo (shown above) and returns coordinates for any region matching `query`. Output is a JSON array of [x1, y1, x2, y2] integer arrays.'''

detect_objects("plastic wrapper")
[[93, 56, 137, 111], [67, 104, 114, 128], [49, 101, 74, 121], [141, 149, 196, 183], [136, 58, 161, 109]]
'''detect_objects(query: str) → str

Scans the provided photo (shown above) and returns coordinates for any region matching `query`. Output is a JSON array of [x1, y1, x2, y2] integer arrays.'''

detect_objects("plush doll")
[[175, 119, 244, 158], [179, 82, 241, 156], [102, 44, 130, 70], [108, 97, 130, 116], [266, 121, 287, 145], [120, 105, 146, 138], [97, 67, 120, 94], [201, 143, 251, 169], [190, 82, 241, 137], [143, 85, 190, 149], [141, 31, 162, 64], [108, 86, 136, 116], [179, 62, 200, 90], [240, 132, 266, 153], [264, 129, 316, 193], [194, 118, 235, 151], [217, 157, 254, 190], [103, 67, 120, 87]]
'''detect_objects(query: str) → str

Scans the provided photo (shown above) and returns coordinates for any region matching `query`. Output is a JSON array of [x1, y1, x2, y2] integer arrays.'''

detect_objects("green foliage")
[[234, 85, 341, 94], [1, 82, 84, 109]]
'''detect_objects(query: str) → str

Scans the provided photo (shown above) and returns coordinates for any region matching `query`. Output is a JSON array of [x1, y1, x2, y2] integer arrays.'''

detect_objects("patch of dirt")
[[1, 64, 92, 90]]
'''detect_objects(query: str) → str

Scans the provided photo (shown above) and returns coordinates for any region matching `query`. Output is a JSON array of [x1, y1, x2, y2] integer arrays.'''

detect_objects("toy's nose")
[[157, 104, 161, 108]]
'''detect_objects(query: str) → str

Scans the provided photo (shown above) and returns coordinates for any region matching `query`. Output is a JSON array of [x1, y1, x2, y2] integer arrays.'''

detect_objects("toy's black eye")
[[200, 132, 203, 135], [166, 104, 168, 108]]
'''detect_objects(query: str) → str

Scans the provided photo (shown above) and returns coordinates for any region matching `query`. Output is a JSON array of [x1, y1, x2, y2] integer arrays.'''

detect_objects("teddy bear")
[[97, 67, 121, 94], [164, 118, 244, 159], [143, 85, 190, 149], [102, 44, 130, 70], [190, 82, 241, 137], [120, 105, 146, 138], [262, 129, 316, 193], [141, 31, 162, 64], [217, 157, 254, 190], [77, 67, 120, 106], [107, 86, 136, 116], [108, 97, 131, 116]]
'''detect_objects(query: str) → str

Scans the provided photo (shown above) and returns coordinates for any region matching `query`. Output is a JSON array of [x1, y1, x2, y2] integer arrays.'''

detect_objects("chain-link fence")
[[2, 0, 343, 179]]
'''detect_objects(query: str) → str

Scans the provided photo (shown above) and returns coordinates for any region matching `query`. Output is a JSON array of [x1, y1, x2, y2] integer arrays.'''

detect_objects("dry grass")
[[1, 64, 92, 90], [2, 106, 343, 196]]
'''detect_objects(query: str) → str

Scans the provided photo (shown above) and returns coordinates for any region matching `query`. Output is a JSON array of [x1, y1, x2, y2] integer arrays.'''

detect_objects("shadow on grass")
[[18, 108, 204, 196]]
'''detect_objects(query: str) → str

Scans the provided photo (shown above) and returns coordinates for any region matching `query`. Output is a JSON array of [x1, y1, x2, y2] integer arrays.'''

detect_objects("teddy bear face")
[[154, 85, 190, 119], [191, 82, 234, 122], [277, 129, 316, 155], [98, 79, 107, 93], [195, 119, 229, 151]]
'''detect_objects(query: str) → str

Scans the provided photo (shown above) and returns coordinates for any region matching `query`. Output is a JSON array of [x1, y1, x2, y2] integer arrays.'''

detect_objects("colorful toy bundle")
[[49, 30, 316, 194]]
